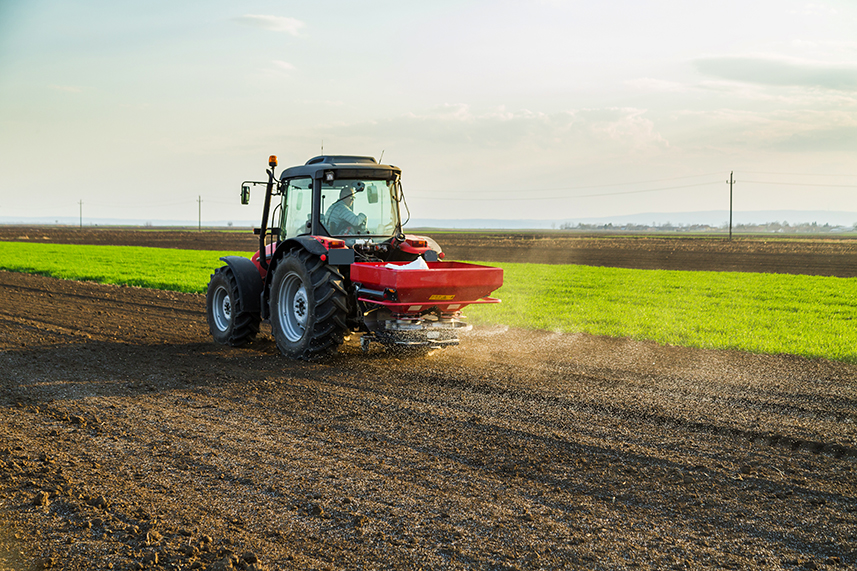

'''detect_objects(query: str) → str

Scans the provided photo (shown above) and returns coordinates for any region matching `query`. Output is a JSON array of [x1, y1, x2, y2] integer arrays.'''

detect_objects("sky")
[[1, 0, 856, 226]]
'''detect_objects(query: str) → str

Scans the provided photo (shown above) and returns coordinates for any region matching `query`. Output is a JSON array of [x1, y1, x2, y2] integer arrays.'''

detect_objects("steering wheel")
[[332, 214, 367, 235]]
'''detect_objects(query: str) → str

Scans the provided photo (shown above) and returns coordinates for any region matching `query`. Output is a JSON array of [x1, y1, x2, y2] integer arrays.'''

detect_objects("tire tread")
[[271, 248, 349, 359], [207, 266, 261, 347]]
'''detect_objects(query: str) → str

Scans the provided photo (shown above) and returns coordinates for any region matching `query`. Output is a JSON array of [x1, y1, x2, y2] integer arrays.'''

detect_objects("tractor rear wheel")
[[206, 266, 261, 346], [269, 248, 348, 359]]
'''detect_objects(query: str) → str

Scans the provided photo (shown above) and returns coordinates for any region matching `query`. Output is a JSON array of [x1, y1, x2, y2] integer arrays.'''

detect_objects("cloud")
[[49, 85, 83, 93], [693, 56, 857, 91], [625, 78, 691, 94], [773, 125, 857, 152], [271, 60, 295, 72], [234, 15, 304, 35], [790, 3, 838, 16], [323, 105, 669, 158], [693, 79, 857, 108], [670, 103, 857, 155]]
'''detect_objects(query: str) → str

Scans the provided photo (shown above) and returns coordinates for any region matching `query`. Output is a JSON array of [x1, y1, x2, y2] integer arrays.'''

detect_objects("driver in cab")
[[326, 184, 367, 235]]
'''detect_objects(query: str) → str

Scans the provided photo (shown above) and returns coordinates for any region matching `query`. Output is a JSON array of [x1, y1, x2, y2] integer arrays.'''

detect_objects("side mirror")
[[367, 184, 379, 204], [295, 191, 303, 209], [241, 185, 250, 205]]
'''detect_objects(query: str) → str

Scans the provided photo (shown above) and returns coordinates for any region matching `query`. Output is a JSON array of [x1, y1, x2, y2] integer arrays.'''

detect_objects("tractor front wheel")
[[269, 248, 348, 359], [206, 266, 261, 346]]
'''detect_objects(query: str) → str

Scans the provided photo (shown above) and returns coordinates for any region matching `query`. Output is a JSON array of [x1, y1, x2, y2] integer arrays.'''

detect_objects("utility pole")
[[197, 195, 202, 231], [79, 200, 83, 228], [727, 171, 735, 240]]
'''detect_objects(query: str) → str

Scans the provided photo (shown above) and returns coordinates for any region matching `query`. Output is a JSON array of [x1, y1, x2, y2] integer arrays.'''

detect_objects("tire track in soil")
[[388, 368, 857, 460], [0, 270, 856, 570], [348, 339, 857, 460]]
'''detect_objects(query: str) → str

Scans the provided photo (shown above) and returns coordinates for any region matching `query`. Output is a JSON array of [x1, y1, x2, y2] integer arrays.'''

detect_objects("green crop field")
[[0, 242, 246, 293], [464, 262, 857, 362], [1, 241, 854, 362]]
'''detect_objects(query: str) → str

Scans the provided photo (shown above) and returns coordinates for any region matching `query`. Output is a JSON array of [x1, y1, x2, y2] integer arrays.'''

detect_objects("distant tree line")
[[558, 221, 856, 233]]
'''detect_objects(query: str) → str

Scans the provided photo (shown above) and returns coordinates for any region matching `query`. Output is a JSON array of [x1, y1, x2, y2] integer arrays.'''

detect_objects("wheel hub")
[[278, 272, 310, 342], [212, 285, 232, 332], [293, 288, 308, 327]]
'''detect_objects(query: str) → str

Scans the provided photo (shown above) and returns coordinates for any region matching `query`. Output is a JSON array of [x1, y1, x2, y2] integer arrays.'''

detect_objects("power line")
[[1, 202, 82, 212], [740, 180, 857, 188], [738, 171, 857, 177], [410, 181, 723, 201], [96, 199, 198, 208], [206, 198, 243, 205], [413, 172, 726, 196], [95, 197, 239, 208]]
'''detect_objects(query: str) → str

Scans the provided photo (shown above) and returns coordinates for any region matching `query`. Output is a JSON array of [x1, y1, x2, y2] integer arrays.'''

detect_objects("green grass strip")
[[465, 262, 857, 363], [0, 242, 245, 293], [1, 242, 855, 362]]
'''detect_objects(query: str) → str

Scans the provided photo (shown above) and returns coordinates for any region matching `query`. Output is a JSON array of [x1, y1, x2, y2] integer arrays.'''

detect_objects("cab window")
[[281, 178, 312, 239]]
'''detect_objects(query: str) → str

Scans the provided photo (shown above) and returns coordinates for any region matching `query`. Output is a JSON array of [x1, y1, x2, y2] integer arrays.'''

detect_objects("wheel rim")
[[212, 285, 232, 332], [278, 271, 309, 342]]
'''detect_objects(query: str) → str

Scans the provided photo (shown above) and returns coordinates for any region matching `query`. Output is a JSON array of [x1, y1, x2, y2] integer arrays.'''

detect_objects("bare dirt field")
[[0, 228, 856, 570]]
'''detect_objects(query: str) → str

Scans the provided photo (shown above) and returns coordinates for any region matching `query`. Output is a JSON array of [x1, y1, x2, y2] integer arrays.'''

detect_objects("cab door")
[[280, 177, 313, 239]]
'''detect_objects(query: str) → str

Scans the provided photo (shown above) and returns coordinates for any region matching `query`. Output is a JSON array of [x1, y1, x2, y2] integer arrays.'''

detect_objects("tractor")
[[206, 155, 503, 359]]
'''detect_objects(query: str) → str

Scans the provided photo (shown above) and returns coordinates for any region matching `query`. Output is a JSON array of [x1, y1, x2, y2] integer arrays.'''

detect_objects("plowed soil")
[[0, 228, 856, 570]]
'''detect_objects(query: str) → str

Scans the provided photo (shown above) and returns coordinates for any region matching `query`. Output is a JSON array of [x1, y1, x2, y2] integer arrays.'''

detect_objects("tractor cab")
[[277, 157, 401, 241], [270, 156, 439, 263]]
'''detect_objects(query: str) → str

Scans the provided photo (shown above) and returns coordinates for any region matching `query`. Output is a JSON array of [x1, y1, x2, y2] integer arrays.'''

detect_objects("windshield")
[[321, 178, 400, 237]]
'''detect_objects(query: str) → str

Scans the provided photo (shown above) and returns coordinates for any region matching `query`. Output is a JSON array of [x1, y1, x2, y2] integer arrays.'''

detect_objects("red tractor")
[[206, 155, 503, 359]]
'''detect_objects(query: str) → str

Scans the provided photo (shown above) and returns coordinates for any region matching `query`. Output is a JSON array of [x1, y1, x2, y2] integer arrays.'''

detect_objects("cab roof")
[[279, 155, 401, 181]]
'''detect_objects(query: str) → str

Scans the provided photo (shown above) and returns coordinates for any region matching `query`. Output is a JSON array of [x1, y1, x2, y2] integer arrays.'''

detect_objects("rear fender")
[[261, 236, 355, 318], [219, 256, 264, 314], [265, 238, 324, 280], [267, 236, 355, 272]]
